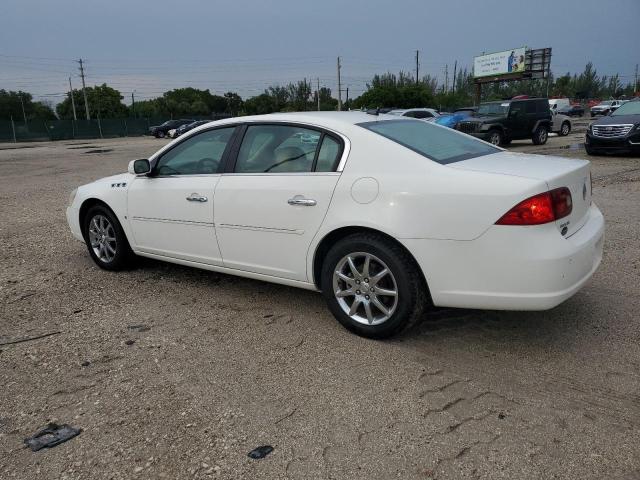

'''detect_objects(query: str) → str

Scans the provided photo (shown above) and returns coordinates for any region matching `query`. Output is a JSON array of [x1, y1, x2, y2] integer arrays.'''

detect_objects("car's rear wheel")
[[532, 125, 548, 145], [585, 144, 596, 156], [320, 233, 427, 339], [560, 121, 571, 136], [83, 205, 134, 271], [156, 131, 165, 138], [487, 130, 503, 146]]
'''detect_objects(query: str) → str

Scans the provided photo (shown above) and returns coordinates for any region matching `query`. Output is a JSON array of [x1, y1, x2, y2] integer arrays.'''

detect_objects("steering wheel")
[[197, 157, 218, 173]]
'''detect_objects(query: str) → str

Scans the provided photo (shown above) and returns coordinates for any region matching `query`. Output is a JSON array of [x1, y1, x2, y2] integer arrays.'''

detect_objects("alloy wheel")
[[88, 214, 117, 263], [332, 252, 399, 325], [489, 132, 501, 145]]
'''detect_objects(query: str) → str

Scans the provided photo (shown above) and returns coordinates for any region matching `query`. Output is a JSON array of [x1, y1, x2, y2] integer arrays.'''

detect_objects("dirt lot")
[[1, 121, 639, 479]]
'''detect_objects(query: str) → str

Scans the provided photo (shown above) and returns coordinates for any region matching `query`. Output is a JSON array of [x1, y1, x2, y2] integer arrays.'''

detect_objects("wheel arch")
[[78, 198, 126, 243], [311, 225, 431, 299]]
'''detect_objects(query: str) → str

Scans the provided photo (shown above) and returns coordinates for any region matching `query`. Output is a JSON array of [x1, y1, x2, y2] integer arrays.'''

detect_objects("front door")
[[127, 126, 237, 265], [214, 124, 344, 281]]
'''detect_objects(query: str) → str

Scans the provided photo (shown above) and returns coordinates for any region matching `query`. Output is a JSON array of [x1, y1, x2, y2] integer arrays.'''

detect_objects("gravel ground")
[[1, 124, 639, 479]]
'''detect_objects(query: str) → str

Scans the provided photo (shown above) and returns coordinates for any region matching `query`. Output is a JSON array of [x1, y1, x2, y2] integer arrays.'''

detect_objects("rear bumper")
[[402, 203, 604, 310]]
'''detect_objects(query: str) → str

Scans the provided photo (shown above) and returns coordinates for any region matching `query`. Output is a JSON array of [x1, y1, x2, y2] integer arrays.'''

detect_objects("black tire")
[[560, 121, 571, 136], [83, 205, 135, 271], [320, 233, 428, 339], [156, 130, 165, 138], [532, 125, 549, 145], [487, 129, 503, 146], [585, 143, 596, 156], [501, 138, 512, 145]]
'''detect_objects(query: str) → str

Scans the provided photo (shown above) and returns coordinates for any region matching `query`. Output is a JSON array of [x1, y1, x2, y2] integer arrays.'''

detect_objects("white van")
[[549, 98, 571, 111]]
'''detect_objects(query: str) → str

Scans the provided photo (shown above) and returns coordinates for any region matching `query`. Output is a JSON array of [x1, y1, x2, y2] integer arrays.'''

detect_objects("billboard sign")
[[474, 47, 527, 78]]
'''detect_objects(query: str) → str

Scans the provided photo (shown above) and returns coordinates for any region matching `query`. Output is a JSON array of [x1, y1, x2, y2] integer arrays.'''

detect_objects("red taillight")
[[496, 187, 572, 226]]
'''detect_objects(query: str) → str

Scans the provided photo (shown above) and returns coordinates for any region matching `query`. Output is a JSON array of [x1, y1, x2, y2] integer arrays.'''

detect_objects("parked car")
[[149, 119, 195, 138], [66, 111, 603, 338], [455, 98, 553, 146], [550, 110, 572, 136], [557, 104, 585, 117], [590, 100, 626, 117], [387, 108, 439, 120], [173, 120, 212, 138], [434, 107, 476, 129], [585, 99, 640, 155], [549, 98, 571, 113]]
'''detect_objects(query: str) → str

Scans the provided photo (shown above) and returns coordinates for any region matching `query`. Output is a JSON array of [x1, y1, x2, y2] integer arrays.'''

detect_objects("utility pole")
[[444, 64, 449, 93], [635, 63, 638, 94], [452, 60, 457, 94], [19, 94, 27, 125], [131, 91, 136, 117], [337, 56, 342, 111], [78, 58, 90, 120], [68, 77, 77, 120], [317, 78, 320, 111], [415, 50, 420, 83], [345, 87, 349, 109]]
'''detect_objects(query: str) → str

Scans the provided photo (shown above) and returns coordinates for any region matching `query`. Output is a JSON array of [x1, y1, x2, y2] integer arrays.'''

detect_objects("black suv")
[[149, 119, 195, 138], [585, 99, 640, 155], [456, 98, 552, 146]]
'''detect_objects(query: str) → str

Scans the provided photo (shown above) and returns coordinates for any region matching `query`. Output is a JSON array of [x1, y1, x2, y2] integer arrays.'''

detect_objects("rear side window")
[[358, 119, 499, 165], [315, 136, 341, 172], [234, 125, 342, 173]]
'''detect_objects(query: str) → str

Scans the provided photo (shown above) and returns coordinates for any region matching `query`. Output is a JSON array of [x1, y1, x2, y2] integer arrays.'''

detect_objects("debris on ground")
[[0, 331, 61, 346], [125, 340, 136, 346], [23, 423, 82, 451], [248, 445, 274, 459]]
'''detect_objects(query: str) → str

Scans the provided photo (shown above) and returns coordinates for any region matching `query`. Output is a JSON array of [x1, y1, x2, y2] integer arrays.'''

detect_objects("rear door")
[[214, 123, 344, 281]]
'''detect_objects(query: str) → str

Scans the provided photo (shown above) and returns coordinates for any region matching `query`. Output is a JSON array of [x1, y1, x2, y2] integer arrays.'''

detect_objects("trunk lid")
[[450, 152, 592, 236]]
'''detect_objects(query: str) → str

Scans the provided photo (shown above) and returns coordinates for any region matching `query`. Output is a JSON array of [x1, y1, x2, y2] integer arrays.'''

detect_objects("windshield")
[[358, 119, 499, 165], [477, 102, 509, 116], [611, 101, 640, 116]]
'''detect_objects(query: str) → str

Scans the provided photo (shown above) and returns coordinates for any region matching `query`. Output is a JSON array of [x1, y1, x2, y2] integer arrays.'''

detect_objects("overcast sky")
[[1, 0, 638, 104]]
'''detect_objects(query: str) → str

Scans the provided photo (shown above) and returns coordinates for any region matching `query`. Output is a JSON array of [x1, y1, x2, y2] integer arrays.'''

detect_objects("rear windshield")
[[358, 119, 499, 165]]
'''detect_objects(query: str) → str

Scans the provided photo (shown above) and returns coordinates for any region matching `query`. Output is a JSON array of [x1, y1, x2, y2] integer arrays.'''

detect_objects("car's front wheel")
[[156, 131, 165, 138], [321, 233, 427, 339], [83, 205, 134, 271], [487, 130, 503, 146], [560, 121, 571, 136], [532, 125, 548, 145]]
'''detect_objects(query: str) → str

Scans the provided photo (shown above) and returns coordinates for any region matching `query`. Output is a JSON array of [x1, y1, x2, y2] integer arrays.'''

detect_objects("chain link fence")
[[0, 115, 230, 142]]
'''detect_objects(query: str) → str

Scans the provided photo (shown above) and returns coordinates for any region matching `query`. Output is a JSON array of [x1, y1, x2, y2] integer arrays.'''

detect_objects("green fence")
[[0, 115, 230, 142]]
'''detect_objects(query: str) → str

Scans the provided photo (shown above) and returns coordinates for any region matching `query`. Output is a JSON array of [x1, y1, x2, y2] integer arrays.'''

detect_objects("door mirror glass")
[[129, 159, 150, 175]]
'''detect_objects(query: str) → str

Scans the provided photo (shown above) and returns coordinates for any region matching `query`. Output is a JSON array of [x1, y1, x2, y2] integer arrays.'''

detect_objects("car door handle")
[[288, 195, 317, 206], [186, 193, 208, 202]]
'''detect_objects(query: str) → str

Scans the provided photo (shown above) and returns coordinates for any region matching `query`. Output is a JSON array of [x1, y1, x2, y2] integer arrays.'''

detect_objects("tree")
[[0, 90, 56, 121], [242, 93, 277, 115], [57, 84, 127, 119], [224, 92, 243, 115]]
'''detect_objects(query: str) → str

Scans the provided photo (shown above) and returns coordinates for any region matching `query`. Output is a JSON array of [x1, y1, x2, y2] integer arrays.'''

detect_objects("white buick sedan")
[[66, 112, 604, 338]]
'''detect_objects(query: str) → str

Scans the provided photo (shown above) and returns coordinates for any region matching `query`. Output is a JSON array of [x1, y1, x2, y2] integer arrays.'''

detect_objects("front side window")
[[234, 125, 340, 173], [358, 119, 499, 165], [154, 127, 235, 175]]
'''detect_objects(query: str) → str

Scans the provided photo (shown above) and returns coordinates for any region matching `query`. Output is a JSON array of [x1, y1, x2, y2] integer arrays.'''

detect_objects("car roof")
[[198, 111, 401, 130]]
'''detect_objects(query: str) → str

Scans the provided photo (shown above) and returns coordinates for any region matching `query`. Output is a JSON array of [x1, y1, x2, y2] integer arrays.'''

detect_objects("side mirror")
[[128, 159, 151, 175]]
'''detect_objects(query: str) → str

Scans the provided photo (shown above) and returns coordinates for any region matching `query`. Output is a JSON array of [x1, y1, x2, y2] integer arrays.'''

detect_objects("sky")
[[1, 0, 638, 105]]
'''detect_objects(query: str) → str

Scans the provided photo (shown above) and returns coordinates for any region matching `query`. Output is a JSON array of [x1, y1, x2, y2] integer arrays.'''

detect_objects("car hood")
[[591, 104, 610, 110], [91, 172, 134, 186], [593, 114, 640, 125], [463, 115, 504, 123]]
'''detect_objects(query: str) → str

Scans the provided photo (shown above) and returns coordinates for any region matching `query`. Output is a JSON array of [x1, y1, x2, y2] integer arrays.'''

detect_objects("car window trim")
[[223, 122, 345, 175], [149, 124, 241, 178]]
